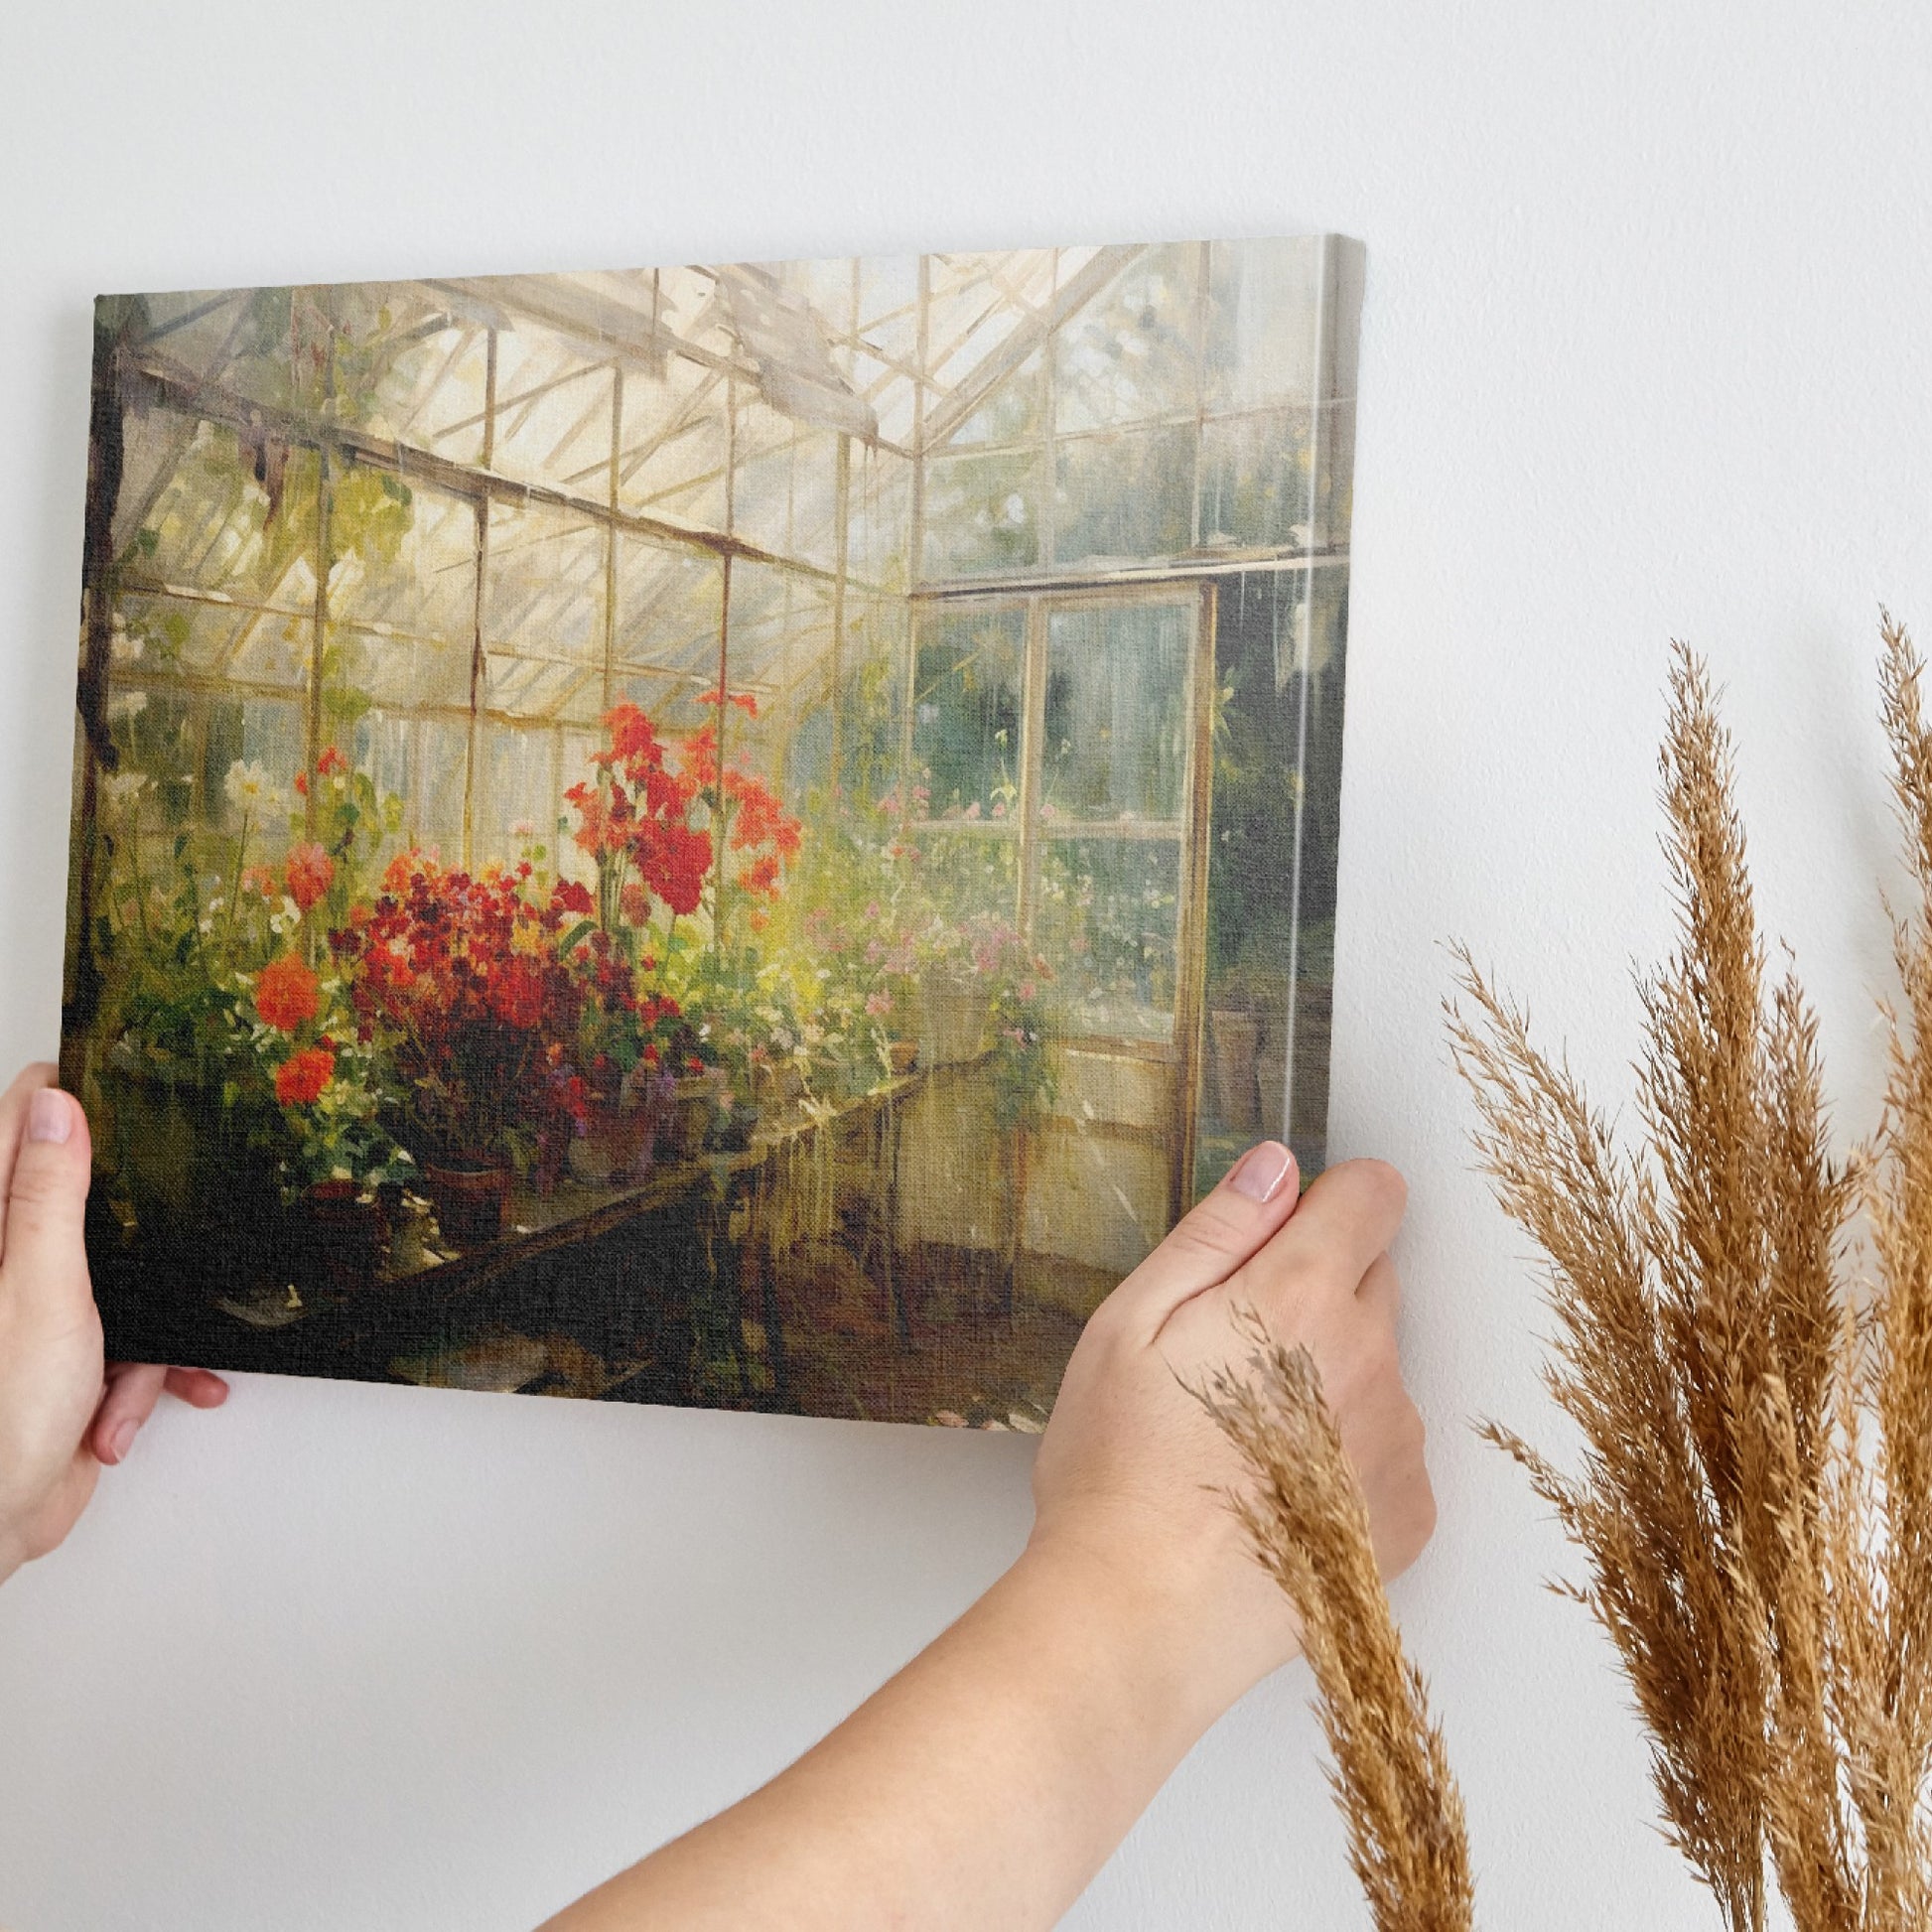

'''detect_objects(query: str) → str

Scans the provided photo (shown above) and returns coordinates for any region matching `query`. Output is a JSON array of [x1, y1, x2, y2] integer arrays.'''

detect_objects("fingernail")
[[27, 1089, 72, 1145], [1229, 1142, 1294, 1202], [107, 1418, 138, 1463]]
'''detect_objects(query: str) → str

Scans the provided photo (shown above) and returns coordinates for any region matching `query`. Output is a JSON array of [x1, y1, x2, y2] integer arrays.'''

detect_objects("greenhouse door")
[[903, 580, 1214, 1318], [1015, 583, 1214, 1313]]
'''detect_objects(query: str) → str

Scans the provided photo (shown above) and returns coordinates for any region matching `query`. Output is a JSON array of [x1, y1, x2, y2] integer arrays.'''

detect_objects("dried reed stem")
[[1448, 621, 1932, 1930], [1200, 1314, 1475, 1932]]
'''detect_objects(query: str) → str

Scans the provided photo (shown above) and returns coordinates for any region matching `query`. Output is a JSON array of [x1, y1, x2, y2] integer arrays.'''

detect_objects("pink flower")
[[865, 991, 893, 1018]]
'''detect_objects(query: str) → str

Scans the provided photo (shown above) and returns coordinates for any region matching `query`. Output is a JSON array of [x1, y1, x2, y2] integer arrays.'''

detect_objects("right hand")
[[1028, 1145, 1435, 1723]]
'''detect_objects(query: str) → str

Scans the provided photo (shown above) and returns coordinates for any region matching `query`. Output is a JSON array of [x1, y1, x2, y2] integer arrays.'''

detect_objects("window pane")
[[1051, 427, 1194, 567], [1034, 838, 1181, 1041], [1203, 237, 1323, 414], [1054, 244, 1199, 434], [911, 608, 1026, 821], [921, 448, 1040, 578], [1197, 410, 1314, 552], [909, 828, 1023, 931], [1042, 604, 1190, 824]]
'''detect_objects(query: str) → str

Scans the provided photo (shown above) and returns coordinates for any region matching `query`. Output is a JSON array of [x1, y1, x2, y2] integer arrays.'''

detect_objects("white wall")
[[2, 4, 1928, 1924]]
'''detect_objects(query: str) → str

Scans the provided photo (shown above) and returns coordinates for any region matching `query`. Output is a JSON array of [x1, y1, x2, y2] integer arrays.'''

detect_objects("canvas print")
[[60, 238, 1362, 1425]]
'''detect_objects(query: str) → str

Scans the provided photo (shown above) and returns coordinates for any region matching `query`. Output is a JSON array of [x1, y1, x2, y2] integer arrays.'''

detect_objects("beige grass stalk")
[[1446, 621, 1932, 1929], [1200, 1316, 1475, 1932]]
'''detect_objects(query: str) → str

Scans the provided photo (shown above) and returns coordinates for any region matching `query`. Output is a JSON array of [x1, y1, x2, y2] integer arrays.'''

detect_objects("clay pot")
[[423, 1161, 512, 1248], [888, 1038, 918, 1076], [666, 1070, 729, 1158], [301, 1179, 384, 1292], [1207, 1009, 1263, 1133]]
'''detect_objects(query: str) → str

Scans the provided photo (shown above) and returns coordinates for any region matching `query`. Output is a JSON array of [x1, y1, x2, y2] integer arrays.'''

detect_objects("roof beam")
[[918, 243, 1145, 453]]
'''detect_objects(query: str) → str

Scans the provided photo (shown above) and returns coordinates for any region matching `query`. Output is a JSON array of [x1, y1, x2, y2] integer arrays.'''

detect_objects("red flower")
[[293, 772, 309, 797], [317, 746, 349, 778], [285, 841, 336, 913], [274, 1045, 335, 1106], [256, 954, 321, 1032]]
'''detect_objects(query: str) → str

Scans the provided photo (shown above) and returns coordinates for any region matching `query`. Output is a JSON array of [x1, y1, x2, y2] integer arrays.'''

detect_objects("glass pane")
[[909, 828, 1022, 931], [910, 608, 1026, 821], [849, 446, 911, 590], [1034, 838, 1181, 1041], [1051, 427, 1194, 567], [944, 348, 1042, 450], [1053, 244, 1199, 434], [1204, 237, 1323, 414], [1197, 410, 1315, 553], [488, 327, 617, 494], [476, 726, 558, 868], [1041, 604, 1191, 824], [617, 354, 730, 538], [1199, 568, 1349, 1190], [921, 448, 1040, 579], [484, 499, 604, 722], [615, 535, 723, 681]]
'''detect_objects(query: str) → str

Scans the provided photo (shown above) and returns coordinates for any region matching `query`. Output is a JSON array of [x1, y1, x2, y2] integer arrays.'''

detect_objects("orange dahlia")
[[256, 953, 321, 1033], [274, 1044, 335, 1107]]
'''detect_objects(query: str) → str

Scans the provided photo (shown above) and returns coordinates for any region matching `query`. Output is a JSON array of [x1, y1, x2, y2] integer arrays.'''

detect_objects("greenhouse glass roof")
[[101, 241, 1357, 735]]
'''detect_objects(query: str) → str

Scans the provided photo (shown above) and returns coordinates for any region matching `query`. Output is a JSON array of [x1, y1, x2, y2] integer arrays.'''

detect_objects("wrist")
[[1004, 1528, 1276, 1750]]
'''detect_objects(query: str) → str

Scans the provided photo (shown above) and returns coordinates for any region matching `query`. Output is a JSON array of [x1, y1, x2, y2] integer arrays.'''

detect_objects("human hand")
[[1028, 1145, 1434, 1725], [0, 1063, 228, 1584]]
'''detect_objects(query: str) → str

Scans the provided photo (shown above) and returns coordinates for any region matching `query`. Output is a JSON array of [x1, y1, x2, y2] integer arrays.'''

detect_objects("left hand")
[[0, 1062, 228, 1584]]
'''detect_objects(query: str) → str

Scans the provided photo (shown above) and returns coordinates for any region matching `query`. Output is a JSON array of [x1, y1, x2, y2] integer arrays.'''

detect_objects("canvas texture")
[[59, 239, 1360, 1426]]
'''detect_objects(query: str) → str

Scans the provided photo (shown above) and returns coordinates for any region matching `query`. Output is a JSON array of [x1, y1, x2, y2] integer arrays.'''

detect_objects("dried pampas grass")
[[1447, 618, 1932, 1929], [1214, 618, 1932, 1931], [1201, 1315, 1475, 1932]]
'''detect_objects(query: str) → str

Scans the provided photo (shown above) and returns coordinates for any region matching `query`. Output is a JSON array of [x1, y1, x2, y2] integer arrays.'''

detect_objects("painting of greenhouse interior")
[[61, 237, 1361, 1425]]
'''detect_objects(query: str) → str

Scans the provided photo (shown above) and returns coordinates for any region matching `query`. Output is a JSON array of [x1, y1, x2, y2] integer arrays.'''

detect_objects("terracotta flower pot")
[[301, 1179, 385, 1292], [665, 1069, 729, 1159], [888, 1037, 919, 1076], [423, 1161, 512, 1248]]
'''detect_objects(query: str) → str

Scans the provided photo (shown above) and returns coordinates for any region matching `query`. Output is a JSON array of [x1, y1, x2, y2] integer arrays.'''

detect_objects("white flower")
[[206, 895, 226, 916], [109, 618, 143, 666], [224, 759, 272, 811], [101, 770, 148, 808], [198, 916, 214, 935], [107, 690, 147, 722]]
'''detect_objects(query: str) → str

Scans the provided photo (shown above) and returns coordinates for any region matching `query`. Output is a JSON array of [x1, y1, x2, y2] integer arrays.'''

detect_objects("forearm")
[[542, 1541, 1236, 1932]]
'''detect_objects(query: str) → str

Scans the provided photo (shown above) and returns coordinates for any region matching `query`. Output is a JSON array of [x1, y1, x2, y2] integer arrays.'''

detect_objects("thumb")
[[0, 1079, 95, 1330], [1100, 1141, 1301, 1339]]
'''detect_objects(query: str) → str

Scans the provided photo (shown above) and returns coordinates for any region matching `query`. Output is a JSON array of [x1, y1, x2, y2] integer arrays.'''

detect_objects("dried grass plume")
[[1200, 1314, 1475, 1932], [1447, 618, 1932, 1930]]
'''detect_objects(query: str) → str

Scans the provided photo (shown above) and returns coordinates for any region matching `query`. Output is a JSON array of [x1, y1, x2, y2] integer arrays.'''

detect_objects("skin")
[[543, 1140, 1433, 1931], [0, 1063, 1434, 1929], [0, 1062, 227, 1585]]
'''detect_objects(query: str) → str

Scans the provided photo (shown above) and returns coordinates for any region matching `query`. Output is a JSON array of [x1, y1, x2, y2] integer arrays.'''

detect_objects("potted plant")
[[333, 853, 591, 1246], [250, 989, 413, 1293]]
